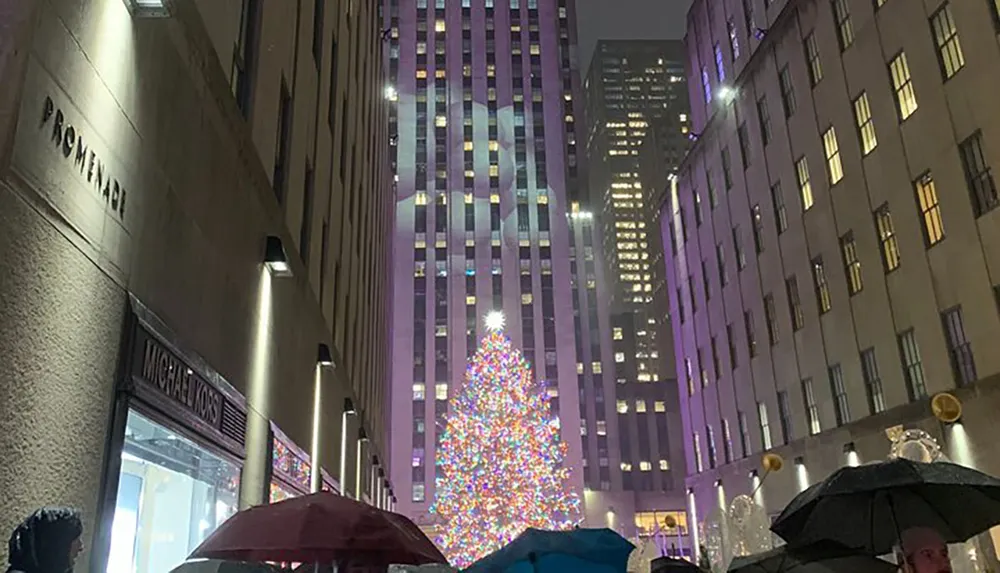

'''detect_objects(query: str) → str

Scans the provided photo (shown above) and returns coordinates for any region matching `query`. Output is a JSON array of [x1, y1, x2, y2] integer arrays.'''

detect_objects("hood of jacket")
[[7, 508, 82, 573]]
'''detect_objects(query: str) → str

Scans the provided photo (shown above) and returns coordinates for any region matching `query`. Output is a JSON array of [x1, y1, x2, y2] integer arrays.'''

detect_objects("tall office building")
[[384, 0, 588, 534], [667, 0, 1000, 544], [0, 0, 392, 571], [581, 40, 692, 543]]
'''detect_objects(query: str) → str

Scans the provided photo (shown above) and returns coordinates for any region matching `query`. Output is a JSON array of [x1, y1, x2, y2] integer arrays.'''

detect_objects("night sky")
[[576, 0, 693, 71]]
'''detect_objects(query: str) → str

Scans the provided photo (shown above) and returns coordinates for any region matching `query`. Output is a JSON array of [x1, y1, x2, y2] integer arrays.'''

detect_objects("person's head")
[[7, 508, 84, 573], [899, 527, 951, 573]]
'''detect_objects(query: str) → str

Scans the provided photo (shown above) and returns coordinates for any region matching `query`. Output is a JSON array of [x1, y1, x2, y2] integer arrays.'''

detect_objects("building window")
[[729, 18, 741, 59], [733, 226, 747, 270], [727, 323, 738, 369], [738, 411, 752, 457], [898, 329, 928, 400], [942, 307, 977, 385], [715, 43, 726, 81], [617, 400, 629, 414], [796, 157, 814, 211], [771, 182, 787, 234], [823, 127, 844, 185], [751, 204, 764, 254], [706, 425, 718, 468], [273, 79, 292, 203], [717, 243, 729, 286], [802, 378, 821, 435], [829, 364, 851, 426], [853, 92, 878, 156], [992, 0, 1000, 32], [413, 383, 426, 400], [930, 3, 965, 80], [840, 232, 864, 295], [959, 131, 998, 216], [777, 391, 792, 445], [654, 401, 666, 413], [915, 173, 945, 246], [435, 383, 448, 400], [764, 294, 779, 346], [757, 96, 772, 145], [812, 257, 832, 314], [738, 122, 751, 168], [693, 433, 704, 472], [786, 276, 805, 331], [711, 337, 721, 378], [757, 402, 772, 450], [744, 310, 757, 357], [805, 32, 823, 86], [889, 52, 918, 120], [875, 204, 901, 272], [722, 147, 733, 190], [697, 347, 708, 387], [832, 0, 855, 49], [722, 419, 734, 463], [412, 483, 425, 502], [701, 66, 712, 104], [779, 66, 796, 117], [860, 348, 887, 414]]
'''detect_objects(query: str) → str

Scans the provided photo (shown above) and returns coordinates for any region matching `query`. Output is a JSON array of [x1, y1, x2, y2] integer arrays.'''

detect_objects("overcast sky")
[[576, 0, 693, 71]]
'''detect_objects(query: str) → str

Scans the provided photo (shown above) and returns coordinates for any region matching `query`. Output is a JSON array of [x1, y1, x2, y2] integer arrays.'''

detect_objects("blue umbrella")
[[462, 528, 635, 573]]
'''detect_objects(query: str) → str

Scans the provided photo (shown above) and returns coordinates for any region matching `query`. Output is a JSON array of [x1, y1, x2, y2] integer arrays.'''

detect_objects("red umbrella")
[[189, 492, 447, 566]]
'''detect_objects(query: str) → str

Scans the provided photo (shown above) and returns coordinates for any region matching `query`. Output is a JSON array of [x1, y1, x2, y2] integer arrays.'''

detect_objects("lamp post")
[[339, 397, 356, 496], [370, 455, 380, 507], [356, 427, 369, 500]]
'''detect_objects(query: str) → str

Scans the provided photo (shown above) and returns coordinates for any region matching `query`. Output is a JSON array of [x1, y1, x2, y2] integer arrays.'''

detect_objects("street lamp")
[[264, 235, 292, 277], [356, 427, 369, 500], [339, 398, 356, 496]]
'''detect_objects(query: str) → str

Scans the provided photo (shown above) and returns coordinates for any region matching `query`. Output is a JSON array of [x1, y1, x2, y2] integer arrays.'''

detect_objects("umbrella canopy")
[[189, 492, 447, 566], [771, 458, 1000, 554], [462, 528, 634, 573], [170, 560, 286, 573], [728, 541, 897, 573], [651, 557, 701, 573]]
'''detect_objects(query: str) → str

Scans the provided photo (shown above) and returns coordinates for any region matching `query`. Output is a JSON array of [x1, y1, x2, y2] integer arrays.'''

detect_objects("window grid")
[[840, 232, 864, 295], [786, 276, 805, 331], [738, 411, 752, 457], [875, 205, 901, 272], [823, 127, 844, 185], [779, 66, 796, 117], [757, 402, 772, 450], [915, 173, 945, 246], [772, 183, 788, 234], [764, 294, 779, 346], [796, 157, 814, 210], [812, 257, 832, 314], [930, 4, 965, 80], [853, 92, 878, 155], [959, 132, 999, 216], [758, 96, 772, 145], [889, 52, 918, 120], [805, 33, 823, 86], [860, 348, 887, 414], [829, 365, 851, 426], [832, 0, 855, 49], [898, 329, 928, 400], [745, 310, 757, 357], [777, 391, 792, 445], [802, 378, 821, 435], [942, 307, 977, 385]]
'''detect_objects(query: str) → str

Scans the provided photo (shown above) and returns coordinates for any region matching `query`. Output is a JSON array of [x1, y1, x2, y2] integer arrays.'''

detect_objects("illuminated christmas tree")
[[431, 312, 580, 566]]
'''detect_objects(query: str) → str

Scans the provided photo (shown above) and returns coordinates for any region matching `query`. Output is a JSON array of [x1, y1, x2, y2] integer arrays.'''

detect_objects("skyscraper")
[[384, 0, 587, 533], [667, 0, 1000, 541], [581, 40, 691, 544]]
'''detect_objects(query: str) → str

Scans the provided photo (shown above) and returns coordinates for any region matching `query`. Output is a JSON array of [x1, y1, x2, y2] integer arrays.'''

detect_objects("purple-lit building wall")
[[384, 0, 587, 531]]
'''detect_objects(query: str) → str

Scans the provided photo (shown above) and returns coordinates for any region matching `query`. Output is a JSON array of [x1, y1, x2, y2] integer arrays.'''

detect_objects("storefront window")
[[107, 410, 240, 573], [635, 510, 689, 537], [269, 430, 311, 502]]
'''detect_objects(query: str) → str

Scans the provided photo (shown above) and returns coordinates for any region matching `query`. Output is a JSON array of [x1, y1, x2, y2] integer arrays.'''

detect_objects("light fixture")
[[264, 235, 292, 277], [748, 469, 758, 478], [843, 442, 856, 454], [358, 427, 369, 442], [339, 397, 357, 497], [794, 456, 805, 466], [717, 85, 738, 104], [687, 487, 694, 495], [124, 0, 171, 17], [931, 392, 963, 423], [714, 479, 722, 487], [317, 343, 333, 366], [344, 397, 357, 415]]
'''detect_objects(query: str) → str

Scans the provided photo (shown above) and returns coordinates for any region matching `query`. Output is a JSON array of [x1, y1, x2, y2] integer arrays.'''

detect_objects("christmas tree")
[[430, 312, 580, 566]]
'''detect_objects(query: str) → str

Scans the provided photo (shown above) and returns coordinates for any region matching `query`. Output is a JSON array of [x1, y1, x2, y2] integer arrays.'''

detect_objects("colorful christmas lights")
[[430, 330, 580, 566]]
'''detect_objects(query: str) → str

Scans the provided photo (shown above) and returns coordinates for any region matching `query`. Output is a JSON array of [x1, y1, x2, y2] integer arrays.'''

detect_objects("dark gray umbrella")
[[728, 542, 897, 573], [770, 458, 1000, 555]]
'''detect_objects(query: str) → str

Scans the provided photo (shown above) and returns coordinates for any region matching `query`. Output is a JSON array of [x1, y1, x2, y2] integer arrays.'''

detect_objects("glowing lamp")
[[317, 343, 334, 366], [931, 392, 962, 423], [264, 235, 292, 277], [843, 442, 856, 453], [762, 453, 783, 472], [124, 0, 170, 17]]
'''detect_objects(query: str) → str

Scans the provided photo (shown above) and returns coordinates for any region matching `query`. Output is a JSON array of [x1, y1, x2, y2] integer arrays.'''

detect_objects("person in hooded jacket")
[[6, 508, 84, 573]]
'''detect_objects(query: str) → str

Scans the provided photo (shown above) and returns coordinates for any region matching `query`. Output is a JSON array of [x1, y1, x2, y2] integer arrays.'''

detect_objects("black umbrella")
[[652, 556, 702, 573], [727, 541, 897, 573], [771, 458, 1000, 555]]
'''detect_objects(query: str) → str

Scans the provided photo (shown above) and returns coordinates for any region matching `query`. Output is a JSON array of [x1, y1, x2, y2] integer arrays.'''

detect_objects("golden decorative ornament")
[[762, 453, 783, 472], [664, 515, 677, 528], [931, 392, 962, 423]]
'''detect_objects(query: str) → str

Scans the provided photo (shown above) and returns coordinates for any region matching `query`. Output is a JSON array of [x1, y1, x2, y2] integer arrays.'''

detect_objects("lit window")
[[489, 140, 499, 151], [464, 141, 473, 151], [930, 3, 965, 80], [832, 0, 854, 50], [416, 69, 427, 79], [915, 173, 945, 246], [490, 193, 500, 204], [592, 362, 602, 374], [464, 192, 473, 204], [412, 383, 426, 400], [530, 44, 541, 55], [654, 401, 666, 413], [489, 165, 499, 177], [636, 400, 647, 413], [617, 400, 628, 414], [639, 461, 652, 472], [805, 33, 823, 86], [415, 192, 428, 205], [889, 52, 918, 120], [840, 232, 863, 295], [435, 116, 447, 127], [796, 157, 814, 210], [435, 20, 446, 32], [620, 462, 633, 471], [435, 383, 448, 400], [875, 204, 901, 271], [466, 295, 476, 305], [596, 421, 607, 436], [812, 258, 832, 314], [435, 325, 448, 337], [521, 293, 533, 305], [823, 127, 844, 185], [435, 69, 446, 79], [614, 352, 625, 363], [853, 92, 878, 155], [659, 460, 670, 470], [576, 362, 584, 374], [412, 483, 425, 502], [565, 115, 575, 122]]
